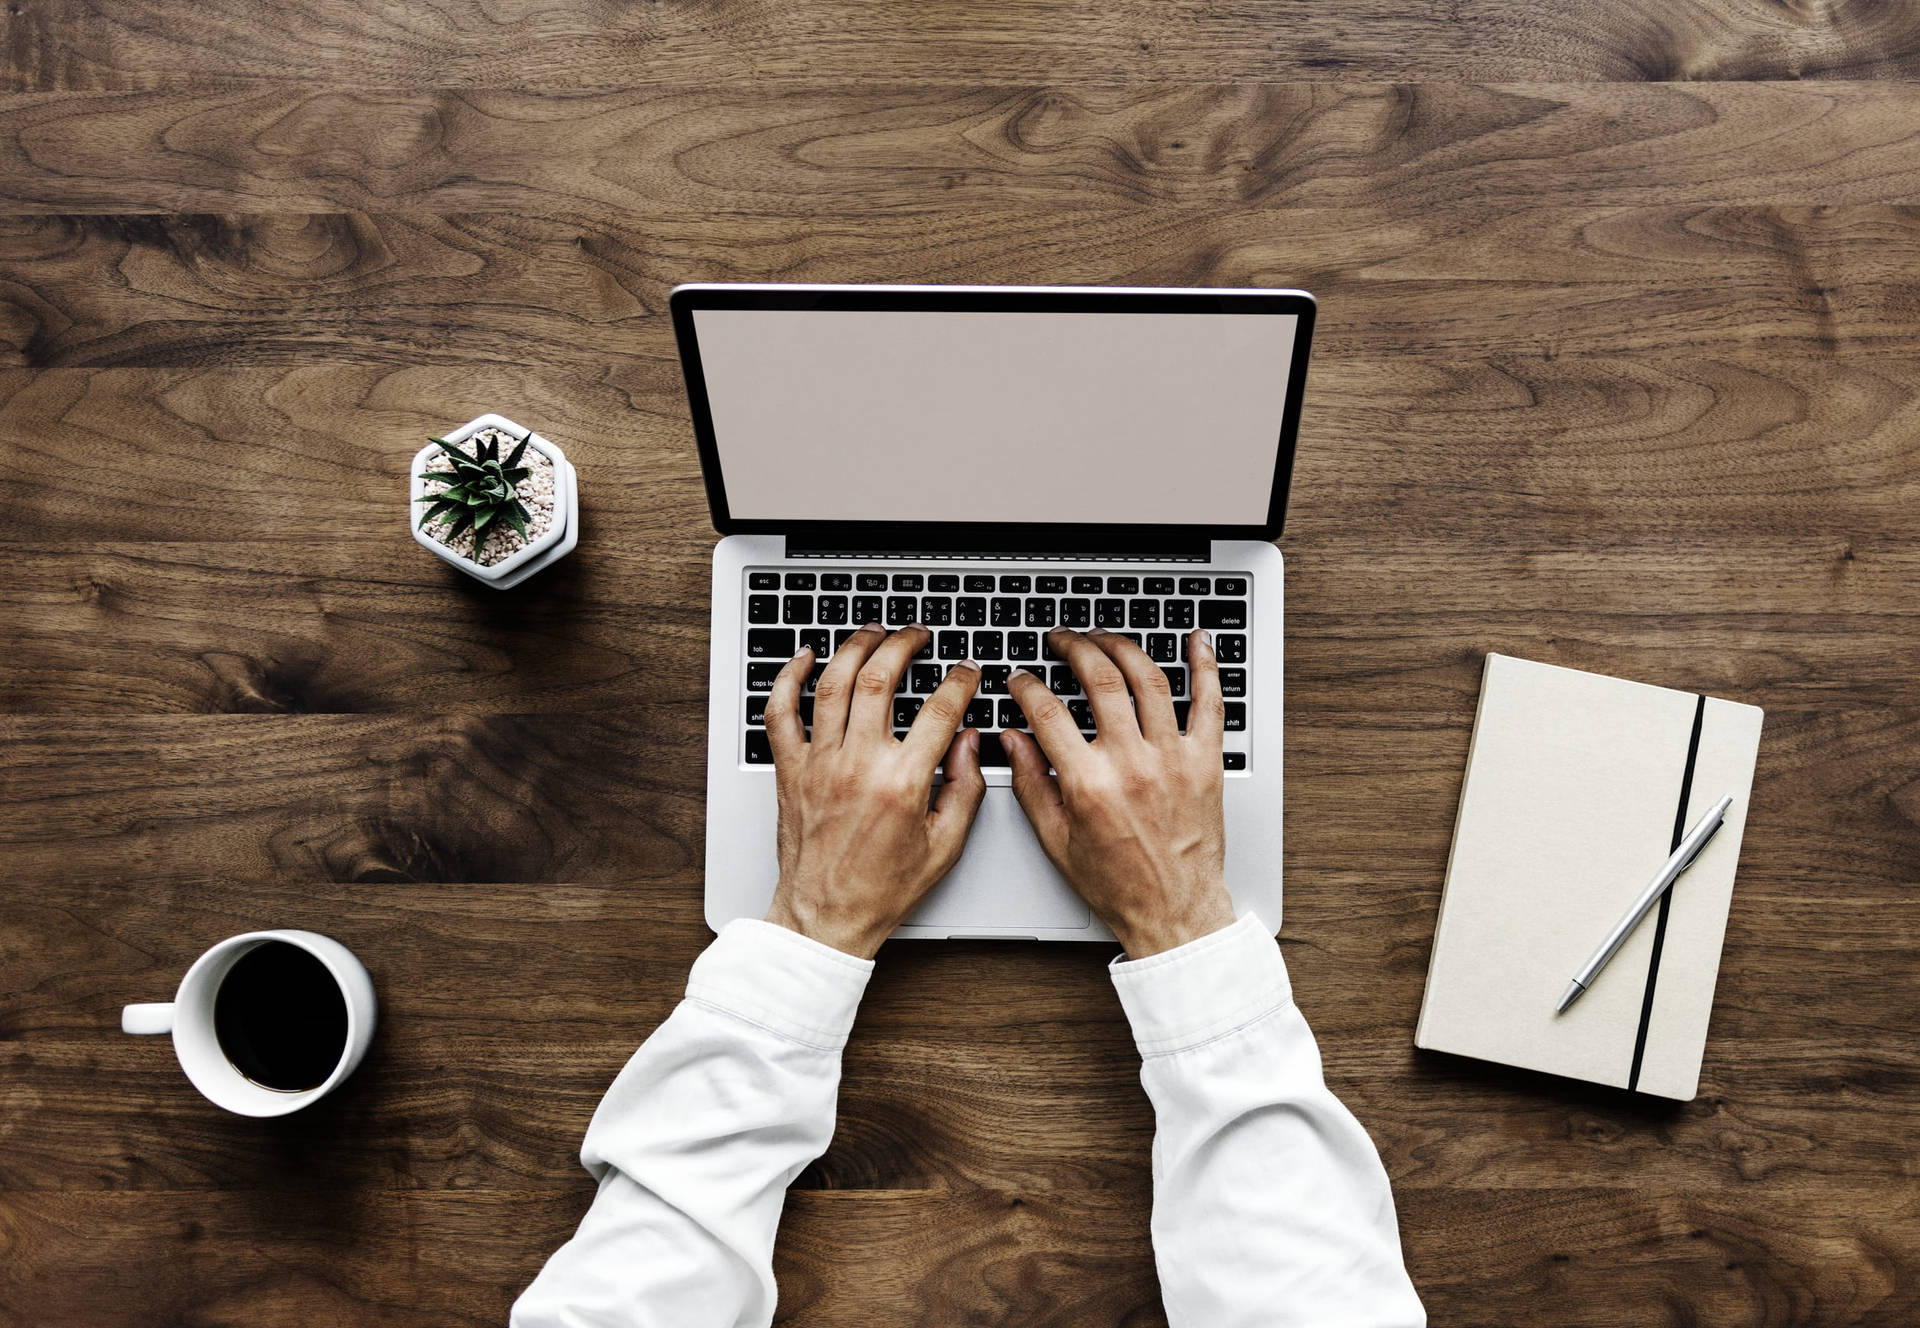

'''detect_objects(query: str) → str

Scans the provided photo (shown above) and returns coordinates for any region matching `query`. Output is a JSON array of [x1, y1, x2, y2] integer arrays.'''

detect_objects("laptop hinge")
[[784, 537, 1212, 563]]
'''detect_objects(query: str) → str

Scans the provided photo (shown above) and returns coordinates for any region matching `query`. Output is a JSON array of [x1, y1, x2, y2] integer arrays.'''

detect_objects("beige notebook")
[[1416, 654, 1764, 1100]]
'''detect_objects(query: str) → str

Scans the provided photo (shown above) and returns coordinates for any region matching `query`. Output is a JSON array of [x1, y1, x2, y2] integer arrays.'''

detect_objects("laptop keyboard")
[[739, 568, 1252, 770]]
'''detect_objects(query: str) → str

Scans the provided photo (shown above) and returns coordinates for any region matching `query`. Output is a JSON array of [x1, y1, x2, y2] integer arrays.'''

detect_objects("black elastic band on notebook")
[[1628, 693, 1706, 1093]]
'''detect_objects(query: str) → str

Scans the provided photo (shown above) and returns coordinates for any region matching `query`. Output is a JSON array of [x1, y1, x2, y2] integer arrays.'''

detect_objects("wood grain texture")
[[4, 0, 1920, 1323]]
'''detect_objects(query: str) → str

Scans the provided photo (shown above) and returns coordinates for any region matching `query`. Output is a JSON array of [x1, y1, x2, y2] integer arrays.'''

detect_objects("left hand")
[[761, 623, 988, 958]]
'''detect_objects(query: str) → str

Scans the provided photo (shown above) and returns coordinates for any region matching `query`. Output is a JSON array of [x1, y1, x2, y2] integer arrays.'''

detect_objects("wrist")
[[1109, 890, 1237, 960], [764, 894, 893, 960]]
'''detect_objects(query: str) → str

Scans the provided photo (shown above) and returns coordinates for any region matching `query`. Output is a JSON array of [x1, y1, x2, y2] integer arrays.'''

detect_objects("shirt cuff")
[[1108, 912, 1292, 1057], [684, 918, 876, 1051]]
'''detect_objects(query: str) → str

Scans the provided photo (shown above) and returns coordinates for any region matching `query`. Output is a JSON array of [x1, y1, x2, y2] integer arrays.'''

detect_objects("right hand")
[[1002, 628, 1237, 959]]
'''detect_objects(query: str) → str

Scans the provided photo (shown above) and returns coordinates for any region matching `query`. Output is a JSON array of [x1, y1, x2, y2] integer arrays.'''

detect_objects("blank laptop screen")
[[691, 307, 1301, 526]]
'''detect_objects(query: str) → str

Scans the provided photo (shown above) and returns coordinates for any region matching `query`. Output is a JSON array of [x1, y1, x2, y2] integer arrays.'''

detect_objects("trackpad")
[[906, 788, 1091, 930]]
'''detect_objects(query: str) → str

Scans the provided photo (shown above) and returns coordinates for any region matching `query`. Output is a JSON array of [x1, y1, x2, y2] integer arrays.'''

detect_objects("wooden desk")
[[3, 4, 1917, 1324]]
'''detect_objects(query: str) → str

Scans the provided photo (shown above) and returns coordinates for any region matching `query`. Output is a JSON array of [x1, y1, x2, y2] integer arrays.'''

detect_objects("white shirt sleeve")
[[1109, 912, 1426, 1328], [510, 918, 872, 1328]]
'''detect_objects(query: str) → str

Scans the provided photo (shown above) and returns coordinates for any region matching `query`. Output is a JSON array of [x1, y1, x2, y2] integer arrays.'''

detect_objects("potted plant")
[[411, 413, 578, 589]]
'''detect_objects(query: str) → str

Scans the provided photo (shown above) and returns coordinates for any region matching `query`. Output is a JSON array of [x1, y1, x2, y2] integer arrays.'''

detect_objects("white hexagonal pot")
[[411, 413, 579, 590]]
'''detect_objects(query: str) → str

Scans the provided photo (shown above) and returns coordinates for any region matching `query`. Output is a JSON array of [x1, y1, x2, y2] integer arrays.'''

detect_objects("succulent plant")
[[415, 430, 534, 562]]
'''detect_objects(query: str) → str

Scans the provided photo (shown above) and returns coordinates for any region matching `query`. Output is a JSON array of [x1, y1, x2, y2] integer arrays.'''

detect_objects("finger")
[[928, 728, 988, 863], [1008, 665, 1091, 777], [810, 622, 884, 748], [848, 624, 929, 740], [1185, 628, 1224, 747], [764, 648, 813, 767], [903, 659, 980, 768], [1048, 628, 1138, 740], [1002, 728, 1069, 856], [1088, 629, 1178, 742]]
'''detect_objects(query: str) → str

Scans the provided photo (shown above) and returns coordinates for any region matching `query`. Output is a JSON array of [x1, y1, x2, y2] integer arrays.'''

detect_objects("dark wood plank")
[[6, 84, 1920, 215], [8, 1, 1920, 90]]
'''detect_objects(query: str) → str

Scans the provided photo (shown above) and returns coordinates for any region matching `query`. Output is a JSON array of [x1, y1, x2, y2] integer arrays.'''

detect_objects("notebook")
[[1415, 654, 1764, 1101]]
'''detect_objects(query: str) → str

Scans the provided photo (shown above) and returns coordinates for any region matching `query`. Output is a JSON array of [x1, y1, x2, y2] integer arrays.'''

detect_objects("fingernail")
[[1012, 666, 1040, 680], [795, 646, 814, 659], [863, 621, 883, 632], [910, 622, 926, 632], [1088, 627, 1108, 637], [959, 658, 979, 670], [1200, 629, 1213, 648], [965, 729, 980, 752]]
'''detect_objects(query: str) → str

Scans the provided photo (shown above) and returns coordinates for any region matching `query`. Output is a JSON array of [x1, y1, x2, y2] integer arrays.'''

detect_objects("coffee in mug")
[[123, 930, 376, 1116]]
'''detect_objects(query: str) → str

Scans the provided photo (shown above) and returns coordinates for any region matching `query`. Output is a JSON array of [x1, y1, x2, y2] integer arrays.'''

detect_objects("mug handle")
[[122, 1003, 175, 1035]]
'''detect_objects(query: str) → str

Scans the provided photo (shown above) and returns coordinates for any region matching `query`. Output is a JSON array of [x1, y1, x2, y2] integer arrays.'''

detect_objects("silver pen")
[[1556, 793, 1735, 1014]]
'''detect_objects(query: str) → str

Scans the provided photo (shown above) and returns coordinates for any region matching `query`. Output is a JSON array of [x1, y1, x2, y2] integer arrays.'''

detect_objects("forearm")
[[1114, 913, 1424, 1328], [512, 920, 873, 1328]]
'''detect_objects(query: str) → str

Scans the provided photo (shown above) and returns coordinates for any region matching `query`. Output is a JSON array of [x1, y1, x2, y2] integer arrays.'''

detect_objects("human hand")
[[1002, 628, 1235, 959], [761, 624, 987, 958]]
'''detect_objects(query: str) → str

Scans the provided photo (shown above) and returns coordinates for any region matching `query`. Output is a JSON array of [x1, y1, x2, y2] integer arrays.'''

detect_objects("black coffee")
[[213, 942, 349, 1092]]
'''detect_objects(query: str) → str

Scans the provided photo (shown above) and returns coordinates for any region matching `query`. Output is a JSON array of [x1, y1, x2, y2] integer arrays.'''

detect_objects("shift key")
[[1198, 600, 1247, 629], [747, 628, 796, 658]]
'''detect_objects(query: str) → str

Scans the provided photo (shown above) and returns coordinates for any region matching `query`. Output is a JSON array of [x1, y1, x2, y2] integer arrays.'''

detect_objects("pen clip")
[[1676, 816, 1725, 873]]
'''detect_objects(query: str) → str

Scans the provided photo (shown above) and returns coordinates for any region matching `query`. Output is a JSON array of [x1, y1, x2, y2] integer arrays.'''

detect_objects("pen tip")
[[1556, 980, 1586, 1015]]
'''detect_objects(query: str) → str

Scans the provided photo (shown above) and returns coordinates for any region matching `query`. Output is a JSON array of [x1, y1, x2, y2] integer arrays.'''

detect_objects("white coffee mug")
[[121, 929, 377, 1117]]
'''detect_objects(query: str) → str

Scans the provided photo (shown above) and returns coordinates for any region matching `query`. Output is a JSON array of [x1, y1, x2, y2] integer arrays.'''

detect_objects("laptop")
[[673, 283, 1316, 941]]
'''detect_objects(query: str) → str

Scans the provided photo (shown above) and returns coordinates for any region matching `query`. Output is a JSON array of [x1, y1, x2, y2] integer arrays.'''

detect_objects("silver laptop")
[[675, 284, 1316, 941]]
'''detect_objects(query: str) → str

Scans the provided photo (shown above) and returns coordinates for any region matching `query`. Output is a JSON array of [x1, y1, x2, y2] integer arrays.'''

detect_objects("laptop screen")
[[686, 303, 1304, 528]]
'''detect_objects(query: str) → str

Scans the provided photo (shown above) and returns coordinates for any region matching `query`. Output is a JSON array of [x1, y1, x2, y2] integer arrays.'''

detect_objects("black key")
[[975, 733, 1010, 767], [964, 699, 995, 729], [1223, 752, 1247, 771], [1179, 577, 1211, 596], [991, 597, 1022, 626], [747, 594, 779, 624], [1037, 575, 1067, 593], [805, 661, 826, 693], [1223, 702, 1247, 731], [749, 572, 780, 590], [800, 629, 830, 657], [1217, 634, 1247, 663], [747, 662, 782, 691], [853, 595, 883, 624], [998, 699, 1027, 729], [1060, 598, 1091, 628], [973, 631, 1004, 661], [1106, 575, 1139, 594], [894, 730, 909, 741], [892, 573, 923, 592], [912, 663, 943, 693], [1095, 599, 1126, 628], [998, 574, 1031, 593], [1148, 633, 1178, 663], [1173, 700, 1191, 729], [1163, 667, 1186, 697], [1117, 632, 1142, 647], [1220, 668, 1246, 697], [1067, 700, 1095, 731], [746, 694, 768, 725], [979, 665, 1011, 694], [1026, 598, 1056, 627], [1042, 633, 1064, 661], [1049, 665, 1079, 696], [799, 696, 815, 725], [1215, 577, 1248, 595], [745, 731, 774, 763], [784, 572, 816, 590], [818, 595, 849, 624], [929, 574, 960, 592], [920, 597, 952, 626], [747, 628, 795, 659], [783, 595, 814, 625], [1129, 600, 1160, 629], [957, 574, 989, 593], [886, 596, 918, 626], [821, 572, 852, 591], [937, 630, 969, 660], [893, 697, 924, 727], [915, 636, 933, 660], [834, 628, 859, 650], [1070, 576, 1103, 594], [1145, 576, 1175, 595], [1008, 631, 1039, 661], [1164, 600, 1195, 629], [857, 573, 888, 591], [1199, 601, 1247, 629], [957, 597, 987, 626]]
